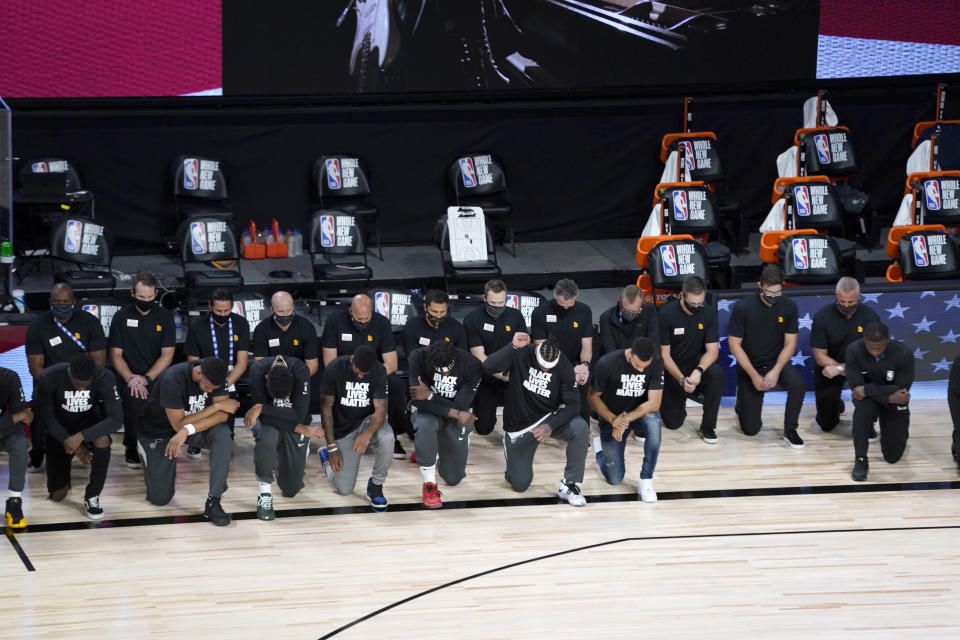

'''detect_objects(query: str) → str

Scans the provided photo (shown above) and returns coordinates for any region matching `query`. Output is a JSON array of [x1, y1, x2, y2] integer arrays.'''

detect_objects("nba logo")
[[679, 141, 695, 172], [459, 157, 477, 188], [82, 304, 98, 317], [813, 134, 831, 164], [326, 158, 342, 190], [924, 180, 941, 211], [183, 158, 199, 190], [792, 238, 809, 269], [672, 190, 688, 221], [64, 220, 83, 253], [190, 221, 207, 254], [506, 294, 519, 309], [232, 301, 244, 316], [794, 186, 811, 216], [912, 235, 929, 267], [320, 215, 335, 247], [659, 245, 678, 277], [32, 162, 48, 173], [375, 292, 390, 318]]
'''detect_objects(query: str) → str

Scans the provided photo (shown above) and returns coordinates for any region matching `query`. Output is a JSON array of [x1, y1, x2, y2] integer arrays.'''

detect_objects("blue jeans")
[[596, 413, 661, 483]]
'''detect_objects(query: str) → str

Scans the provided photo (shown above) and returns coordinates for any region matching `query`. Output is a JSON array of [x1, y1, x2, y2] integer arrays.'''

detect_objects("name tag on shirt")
[[127, 319, 139, 328], [886, 370, 894, 381], [546, 315, 557, 323], [419, 336, 431, 346], [49, 336, 62, 346], [268, 338, 280, 347], [341, 333, 353, 341], [674, 328, 684, 335], [483, 323, 494, 332]]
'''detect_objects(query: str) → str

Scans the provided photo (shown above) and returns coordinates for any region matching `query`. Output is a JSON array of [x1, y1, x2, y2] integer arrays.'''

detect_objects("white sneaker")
[[592, 436, 602, 454], [82, 495, 105, 520], [557, 480, 586, 507], [638, 478, 657, 503], [632, 431, 644, 442]]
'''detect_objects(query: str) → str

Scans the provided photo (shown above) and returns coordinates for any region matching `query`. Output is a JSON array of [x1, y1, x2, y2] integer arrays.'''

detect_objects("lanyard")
[[53, 317, 86, 350], [210, 314, 234, 364]]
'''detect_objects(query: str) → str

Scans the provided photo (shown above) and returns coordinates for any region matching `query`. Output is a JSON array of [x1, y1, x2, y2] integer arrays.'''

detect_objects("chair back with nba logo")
[[655, 181, 719, 238], [448, 152, 515, 257], [892, 229, 960, 281], [777, 234, 842, 284], [48, 217, 115, 292], [176, 217, 243, 291], [505, 290, 546, 330], [775, 176, 844, 233], [907, 171, 960, 228], [435, 208, 501, 293], [19, 158, 82, 196], [173, 155, 232, 221], [640, 238, 709, 302], [308, 210, 372, 285], [368, 288, 422, 334], [77, 298, 123, 337], [314, 155, 382, 260]]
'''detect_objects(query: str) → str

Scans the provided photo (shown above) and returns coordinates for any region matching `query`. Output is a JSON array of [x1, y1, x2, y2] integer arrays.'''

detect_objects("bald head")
[[270, 290, 294, 311], [350, 294, 373, 324], [51, 283, 74, 301]]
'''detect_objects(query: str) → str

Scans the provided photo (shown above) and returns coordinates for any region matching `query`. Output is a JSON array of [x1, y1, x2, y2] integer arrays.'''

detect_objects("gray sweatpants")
[[330, 417, 394, 495], [137, 423, 232, 506], [413, 411, 473, 486], [503, 416, 589, 492], [253, 422, 310, 498], [1, 431, 28, 492]]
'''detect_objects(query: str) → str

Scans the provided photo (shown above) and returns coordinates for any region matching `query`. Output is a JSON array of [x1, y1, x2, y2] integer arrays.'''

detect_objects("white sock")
[[259, 482, 272, 495], [9, 491, 21, 499], [420, 465, 436, 484]]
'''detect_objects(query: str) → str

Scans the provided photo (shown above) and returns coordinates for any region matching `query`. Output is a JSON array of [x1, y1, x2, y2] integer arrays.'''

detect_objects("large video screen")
[[2, 1, 958, 99]]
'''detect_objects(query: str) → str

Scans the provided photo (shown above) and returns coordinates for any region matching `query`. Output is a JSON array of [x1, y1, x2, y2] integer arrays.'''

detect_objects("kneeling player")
[[2, 367, 33, 530]]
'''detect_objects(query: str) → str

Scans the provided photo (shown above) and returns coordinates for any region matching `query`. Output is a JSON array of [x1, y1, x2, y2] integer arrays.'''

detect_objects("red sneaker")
[[422, 482, 443, 509], [409, 452, 417, 464]]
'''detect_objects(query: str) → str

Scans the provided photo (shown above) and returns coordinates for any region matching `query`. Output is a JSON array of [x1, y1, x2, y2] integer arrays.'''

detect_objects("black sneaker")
[[82, 495, 105, 520], [699, 427, 718, 444], [124, 448, 142, 469], [26, 449, 43, 473], [868, 425, 879, 443], [203, 496, 231, 526], [783, 430, 805, 450], [392, 440, 406, 459], [365, 479, 388, 512], [186, 446, 202, 460], [852, 457, 868, 482], [5, 497, 26, 530]]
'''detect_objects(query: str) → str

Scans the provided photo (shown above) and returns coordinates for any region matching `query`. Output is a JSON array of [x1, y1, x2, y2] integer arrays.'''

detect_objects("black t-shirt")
[[319, 355, 387, 439], [844, 339, 914, 404], [589, 349, 664, 416], [402, 314, 467, 356], [530, 299, 593, 363], [657, 296, 720, 372], [248, 356, 311, 431], [408, 347, 483, 414], [0, 367, 27, 438], [321, 309, 396, 359], [463, 305, 527, 355], [252, 314, 319, 362], [25, 309, 107, 366], [481, 343, 579, 432], [184, 312, 251, 366], [598, 302, 659, 355], [109, 303, 176, 374], [727, 293, 799, 369], [810, 302, 880, 370], [138, 361, 229, 437], [34, 362, 122, 441]]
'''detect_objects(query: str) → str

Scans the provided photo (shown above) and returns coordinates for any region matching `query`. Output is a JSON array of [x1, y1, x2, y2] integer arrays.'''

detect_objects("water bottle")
[[174, 310, 182, 331], [287, 229, 296, 257], [265, 230, 274, 245], [295, 228, 303, 256], [241, 230, 252, 247]]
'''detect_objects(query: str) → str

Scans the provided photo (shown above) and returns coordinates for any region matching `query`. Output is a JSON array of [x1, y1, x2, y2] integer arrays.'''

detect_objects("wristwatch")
[[694, 366, 704, 375]]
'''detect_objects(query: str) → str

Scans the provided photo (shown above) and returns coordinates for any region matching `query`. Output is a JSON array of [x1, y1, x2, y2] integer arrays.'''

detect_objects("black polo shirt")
[[597, 302, 659, 354], [138, 361, 229, 437], [0, 367, 27, 438], [33, 363, 122, 442], [463, 305, 527, 355], [252, 314, 319, 362], [25, 309, 107, 366], [109, 303, 176, 375], [319, 355, 387, 439], [184, 312, 251, 366], [248, 356, 311, 431], [402, 314, 467, 356], [657, 296, 719, 372], [844, 339, 914, 405], [321, 309, 396, 358], [810, 302, 880, 371], [727, 293, 799, 369], [530, 299, 593, 363], [589, 349, 664, 416]]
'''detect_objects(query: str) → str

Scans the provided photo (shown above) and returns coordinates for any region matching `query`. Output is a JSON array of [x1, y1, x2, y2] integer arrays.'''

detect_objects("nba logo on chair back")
[[326, 159, 342, 190], [924, 180, 941, 211], [813, 134, 831, 164], [505, 294, 519, 309], [375, 292, 390, 318], [459, 157, 477, 188], [32, 162, 48, 173], [792, 238, 809, 269], [64, 220, 83, 253], [679, 141, 695, 172], [660, 245, 678, 277], [912, 235, 929, 267], [82, 305, 99, 317], [794, 186, 811, 216], [190, 221, 207, 254], [183, 158, 199, 190], [320, 215, 335, 248], [672, 190, 689, 221]]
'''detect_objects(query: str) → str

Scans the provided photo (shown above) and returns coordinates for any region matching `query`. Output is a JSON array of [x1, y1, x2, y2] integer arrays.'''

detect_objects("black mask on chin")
[[351, 317, 370, 331]]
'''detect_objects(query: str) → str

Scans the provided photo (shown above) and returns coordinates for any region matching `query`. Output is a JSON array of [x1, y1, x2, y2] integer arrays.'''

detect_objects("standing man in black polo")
[[463, 279, 527, 437], [531, 279, 593, 421], [949, 354, 960, 476], [598, 284, 659, 355], [1, 366, 32, 530], [657, 276, 723, 443], [184, 288, 250, 459], [845, 322, 915, 482], [109, 272, 176, 469], [728, 264, 806, 448], [252, 290, 319, 375], [810, 277, 880, 433], [25, 282, 107, 471]]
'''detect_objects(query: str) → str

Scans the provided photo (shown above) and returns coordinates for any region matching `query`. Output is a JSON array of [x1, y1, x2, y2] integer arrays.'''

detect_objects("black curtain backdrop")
[[10, 85, 942, 253]]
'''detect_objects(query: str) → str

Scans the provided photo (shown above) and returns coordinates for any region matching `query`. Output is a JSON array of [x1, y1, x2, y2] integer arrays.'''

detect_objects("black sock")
[[85, 447, 111, 500]]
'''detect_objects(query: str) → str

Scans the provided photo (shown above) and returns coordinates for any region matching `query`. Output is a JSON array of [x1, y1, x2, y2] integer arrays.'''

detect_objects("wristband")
[[327, 445, 338, 453], [183, 423, 196, 436], [144, 374, 153, 384], [694, 366, 704, 375]]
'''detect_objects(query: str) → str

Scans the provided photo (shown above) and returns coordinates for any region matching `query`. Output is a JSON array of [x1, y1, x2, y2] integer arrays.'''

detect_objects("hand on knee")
[[93, 435, 111, 448]]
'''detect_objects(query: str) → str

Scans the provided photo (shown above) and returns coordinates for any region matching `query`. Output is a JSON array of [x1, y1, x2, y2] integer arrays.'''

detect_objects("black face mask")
[[134, 299, 154, 313], [351, 317, 370, 331], [761, 293, 779, 305], [485, 304, 506, 319], [212, 314, 230, 326], [683, 297, 704, 312], [51, 303, 74, 319], [620, 308, 639, 322], [274, 313, 294, 326], [425, 313, 442, 329], [836, 301, 858, 316]]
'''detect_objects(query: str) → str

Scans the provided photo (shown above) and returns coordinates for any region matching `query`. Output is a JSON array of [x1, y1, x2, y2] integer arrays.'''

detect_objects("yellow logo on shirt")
[[698, 323, 703, 330], [573, 321, 579, 328], [367, 335, 373, 342], [74, 332, 80, 339], [293, 339, 300, 346], [505, 325, 511, 332], [444, 337, 450, 342], [778, 316, 783, 323], [857, 326, 863, 333], [156, 325, 162, 332], [234, 334, 239, 341]]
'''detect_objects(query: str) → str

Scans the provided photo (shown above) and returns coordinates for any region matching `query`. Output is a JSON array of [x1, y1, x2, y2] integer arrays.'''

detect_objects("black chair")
[[78, 298, 124, 337], [434, 210, 501, 292], [314, 155, 382, 260], [19, 158, 82, 196], [448, 152, 515, 256], [176, 217, 243, 293], [308, 210, 373, 286], [49, 217, 115, 291], [173, 155, 233, 221]]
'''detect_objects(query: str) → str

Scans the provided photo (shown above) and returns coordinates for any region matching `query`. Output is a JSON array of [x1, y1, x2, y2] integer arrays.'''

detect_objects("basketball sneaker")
[[557, 480, 586, 507], [5, 497, 26, 530], [82, 495, 104, 520], [422, 482, 442, 509]]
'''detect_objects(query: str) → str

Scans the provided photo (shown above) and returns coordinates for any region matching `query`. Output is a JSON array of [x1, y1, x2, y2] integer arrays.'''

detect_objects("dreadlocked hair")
[[538, 339, 562, 363]]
